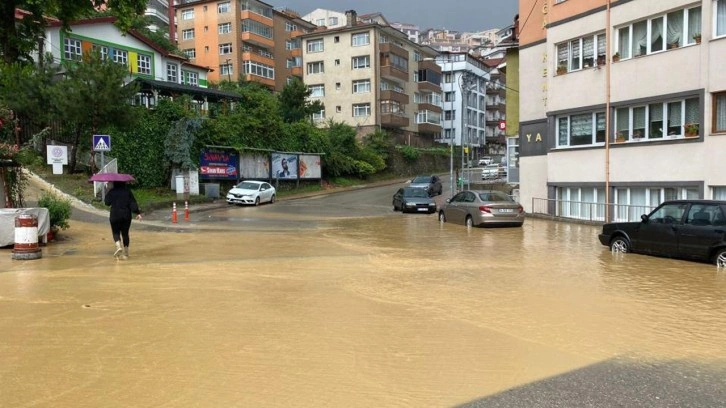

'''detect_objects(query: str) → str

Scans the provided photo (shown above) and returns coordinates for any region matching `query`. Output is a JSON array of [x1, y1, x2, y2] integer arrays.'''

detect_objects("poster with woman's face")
[[298, 154, 322, 179], [271, 153, 298, 179]]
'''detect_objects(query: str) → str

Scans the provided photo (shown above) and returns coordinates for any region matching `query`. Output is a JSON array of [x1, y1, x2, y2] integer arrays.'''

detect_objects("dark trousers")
[[110, 217, 132, 246]]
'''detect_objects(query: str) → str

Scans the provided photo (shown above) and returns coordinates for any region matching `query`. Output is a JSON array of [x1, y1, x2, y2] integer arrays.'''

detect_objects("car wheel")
[[270, 194, 276, 204], [438, 211, 446, 222], [254, 197, 260, 206], [465, 216, 473, 228], [713, 248, 726, 267], [610, 236, 630, 253]]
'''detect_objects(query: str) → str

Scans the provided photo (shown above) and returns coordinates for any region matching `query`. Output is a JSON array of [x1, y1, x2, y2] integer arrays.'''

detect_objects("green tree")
[[278, 77, 324, 123], [52, 52, 138, 173], [0, 0, 146, 64]]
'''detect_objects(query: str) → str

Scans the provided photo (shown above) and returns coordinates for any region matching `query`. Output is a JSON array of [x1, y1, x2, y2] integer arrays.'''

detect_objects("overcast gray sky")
[[276, 0, 519, 32]]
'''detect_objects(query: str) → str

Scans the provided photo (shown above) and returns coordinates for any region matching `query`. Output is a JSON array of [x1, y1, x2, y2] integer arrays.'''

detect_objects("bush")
[[38, 191, 72, 231], [398, 145, 420, 162]]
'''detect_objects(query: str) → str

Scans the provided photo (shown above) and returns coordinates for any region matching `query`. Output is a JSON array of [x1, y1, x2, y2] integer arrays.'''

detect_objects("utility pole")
[[225, 58, 232, 82], [459, 70, 477, 191]]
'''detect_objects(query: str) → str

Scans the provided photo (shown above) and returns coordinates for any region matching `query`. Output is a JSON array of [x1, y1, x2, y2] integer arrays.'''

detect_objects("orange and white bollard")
[[172, 202, 178, 224], [184, 201, 189, 222]]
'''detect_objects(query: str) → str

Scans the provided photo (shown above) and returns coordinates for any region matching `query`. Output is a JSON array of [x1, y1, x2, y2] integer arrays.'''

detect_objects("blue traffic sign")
[[93, 135, 111, 152]]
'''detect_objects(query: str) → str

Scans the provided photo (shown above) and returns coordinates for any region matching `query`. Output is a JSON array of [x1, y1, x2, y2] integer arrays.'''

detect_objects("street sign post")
[[93, 135, 112, 201]]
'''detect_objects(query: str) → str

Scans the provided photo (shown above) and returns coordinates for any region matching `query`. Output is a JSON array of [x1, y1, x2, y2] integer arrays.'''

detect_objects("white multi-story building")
[[301, 8, 347, 29], [435, 52, 490, 157], [390, 22, 420, 43], [517, 0, 726, 219]]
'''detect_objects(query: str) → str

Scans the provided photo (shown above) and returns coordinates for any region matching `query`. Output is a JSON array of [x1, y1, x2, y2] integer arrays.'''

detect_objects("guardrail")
[[531, 198, 655, 224]]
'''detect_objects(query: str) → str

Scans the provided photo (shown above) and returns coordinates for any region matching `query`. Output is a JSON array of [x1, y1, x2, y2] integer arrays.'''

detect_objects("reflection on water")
[[0, 215, 724, 407]]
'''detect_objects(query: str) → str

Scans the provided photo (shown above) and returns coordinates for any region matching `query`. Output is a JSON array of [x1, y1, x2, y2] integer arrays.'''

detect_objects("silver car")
[[438, 190, 524, 227]]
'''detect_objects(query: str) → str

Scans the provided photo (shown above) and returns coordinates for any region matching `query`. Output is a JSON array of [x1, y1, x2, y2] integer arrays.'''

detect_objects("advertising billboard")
[[298, 154, 322, 179], [271, 153, 298, 179], [239, 152, 270, 179], [199, 148, 238, 180]]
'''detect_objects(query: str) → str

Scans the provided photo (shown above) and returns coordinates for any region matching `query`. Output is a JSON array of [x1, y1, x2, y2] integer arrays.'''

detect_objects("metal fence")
[[531, 198, 656, 224]]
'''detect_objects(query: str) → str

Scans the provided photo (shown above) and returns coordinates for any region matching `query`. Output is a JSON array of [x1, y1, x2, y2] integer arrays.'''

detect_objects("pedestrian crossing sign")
[[93, 135, 111, 152]]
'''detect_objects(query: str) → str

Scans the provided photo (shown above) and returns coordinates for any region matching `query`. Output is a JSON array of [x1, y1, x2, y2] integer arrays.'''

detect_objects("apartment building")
[[302, 8, 347, 29], [390, 22, 421, 44], [518, 0, 726, 219], [300, 11, 442, 144], [174, 0, 314, 91], [145, 0, 171, 33], [434, 52, 490, 159]]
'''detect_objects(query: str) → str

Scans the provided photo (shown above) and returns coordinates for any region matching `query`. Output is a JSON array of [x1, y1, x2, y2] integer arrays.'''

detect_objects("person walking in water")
[[104, 181, 142, 259]]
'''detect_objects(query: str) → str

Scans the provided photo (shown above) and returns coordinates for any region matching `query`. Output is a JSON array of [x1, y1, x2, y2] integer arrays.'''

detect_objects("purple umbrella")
[[88, 173, 136, 183]]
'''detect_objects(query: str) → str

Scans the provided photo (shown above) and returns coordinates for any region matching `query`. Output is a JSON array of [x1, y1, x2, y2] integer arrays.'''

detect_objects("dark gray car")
[[392, 187, 437, 213], [408, 175, 442, 197]]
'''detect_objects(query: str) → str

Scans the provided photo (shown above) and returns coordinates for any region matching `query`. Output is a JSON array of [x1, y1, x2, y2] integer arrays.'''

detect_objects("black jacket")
[[104, 184, 140, 221]]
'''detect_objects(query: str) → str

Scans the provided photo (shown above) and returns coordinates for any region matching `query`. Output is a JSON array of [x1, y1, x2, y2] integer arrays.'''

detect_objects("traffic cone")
[[184, 201, 190, 222], [172, 202, 178, 224]]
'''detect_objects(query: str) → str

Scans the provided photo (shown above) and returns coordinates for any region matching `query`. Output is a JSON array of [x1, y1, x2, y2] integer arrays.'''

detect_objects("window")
[[336, 106, 342, 113], [312, 109, 325, 122], [615, 97, 700, 141], [217, 2, 230, 13], [556, 33, 605, 73], [714, 92, 726, 133], [307, 61, 324, 74], [316, 18, 325, 26], [353, 103, 371, 117], [381, 100, 403, 114], [181, 9, 194, 20], [334, 36, 340, 43], [167, 63, 178, 82], [444, 91, 455, 102], [286, 57, 301, 68], [444, 110, 456, 120], [417, 110, 441, 125], [182, 29, 195, 40], [307, 39, 323, 53], [556, 112, 606, 147], [717, 0, 726, 37], [285, 22, 298, 32], [219, 23, 232, 34], [335, 59, 340, 66], [309, 84, 324, 97], [353, 79, 371, 93], [329, 17, 338, 26], [113, 49, 128, 65], [616, 5, 701, 59], [221, 63, 233, 76], [242, 19, 273, 39], [244, 61, 274, 79], [219, 43, 232, 54], [285, 39, 300, 50], [352, 55, 370, 69], [414, 51, 422, 61], [335, 82, 341, 90], [713, 186, 726, 200], [93, 44, 109, 60], [137, 54, 151, 75], [352, 32, 370, 46], [183, 71, 199, 86], [183, 48, 196, 59], [443, 72, 454, 83], [64, 38, 82, 61]]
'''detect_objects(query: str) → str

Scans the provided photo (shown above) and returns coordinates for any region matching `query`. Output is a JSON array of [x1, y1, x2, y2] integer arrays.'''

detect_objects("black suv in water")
[[598, 200, 726, 267]]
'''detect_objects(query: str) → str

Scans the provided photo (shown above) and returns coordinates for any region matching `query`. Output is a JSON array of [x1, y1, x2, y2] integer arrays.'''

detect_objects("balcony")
[[241, 10, 272, 25], [242, 51, 273, 66], [291, 66, 302, 77], [418, 102, 442, 113], [417, 80, 440, 93], [290, 48, 302, 57], [243, 74, 275, 88], [418, 122, 442, 134], [380, 89, 409, 104], [417, 59, 441, 74], [381, 113, 410, 128], [241, 31, 274, 48], [379, 42, 407, 58], [380, 65, 409, 82]]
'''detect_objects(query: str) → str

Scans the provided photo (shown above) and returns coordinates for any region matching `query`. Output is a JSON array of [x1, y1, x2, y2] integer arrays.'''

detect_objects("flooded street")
[[1, 192, 725, 407]]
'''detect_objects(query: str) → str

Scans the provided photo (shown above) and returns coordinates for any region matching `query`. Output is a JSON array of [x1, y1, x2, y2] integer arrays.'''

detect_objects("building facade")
[[174, 0, 314, 90], [518, 0, 726, 220], [434, 52, 490, 161], [299, 11, 442, 144]]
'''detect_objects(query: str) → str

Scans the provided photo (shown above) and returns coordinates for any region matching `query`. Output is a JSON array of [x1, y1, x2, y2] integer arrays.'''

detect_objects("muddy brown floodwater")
[[1, 211, 725, 407]]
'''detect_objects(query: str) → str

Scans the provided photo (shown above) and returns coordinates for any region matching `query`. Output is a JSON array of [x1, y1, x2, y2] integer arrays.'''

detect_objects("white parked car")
[[477, 156, 493, 166], [226, 180, 276, 206], [481, 164, 500, 180]]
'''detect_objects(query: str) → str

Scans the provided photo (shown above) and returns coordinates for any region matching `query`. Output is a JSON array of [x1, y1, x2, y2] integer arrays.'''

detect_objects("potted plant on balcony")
[[693, 33, 701, 44], [612, 52, 620, 62], [684, 123, 699, 137], [615, 132, 626, 143], [556, 64, 567, 75]]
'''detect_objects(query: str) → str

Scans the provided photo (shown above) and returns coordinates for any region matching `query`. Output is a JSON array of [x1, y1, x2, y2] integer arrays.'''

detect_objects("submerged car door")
[[677, 204, 726, 261], [631, 202, 687, 256]]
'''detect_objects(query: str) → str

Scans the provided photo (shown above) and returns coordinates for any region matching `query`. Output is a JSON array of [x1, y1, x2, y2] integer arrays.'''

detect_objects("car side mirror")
[[445, 198, 451, 203], [640, 214, 649, 223]]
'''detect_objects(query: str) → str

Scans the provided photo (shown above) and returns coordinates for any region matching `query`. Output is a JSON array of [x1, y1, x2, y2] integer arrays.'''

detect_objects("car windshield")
[[235, 182, 260, 190], [485, 164, 499, 169], [411, 176, 431, 184], [404, 188, 429, 198], [478, 191, 514, 202]]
